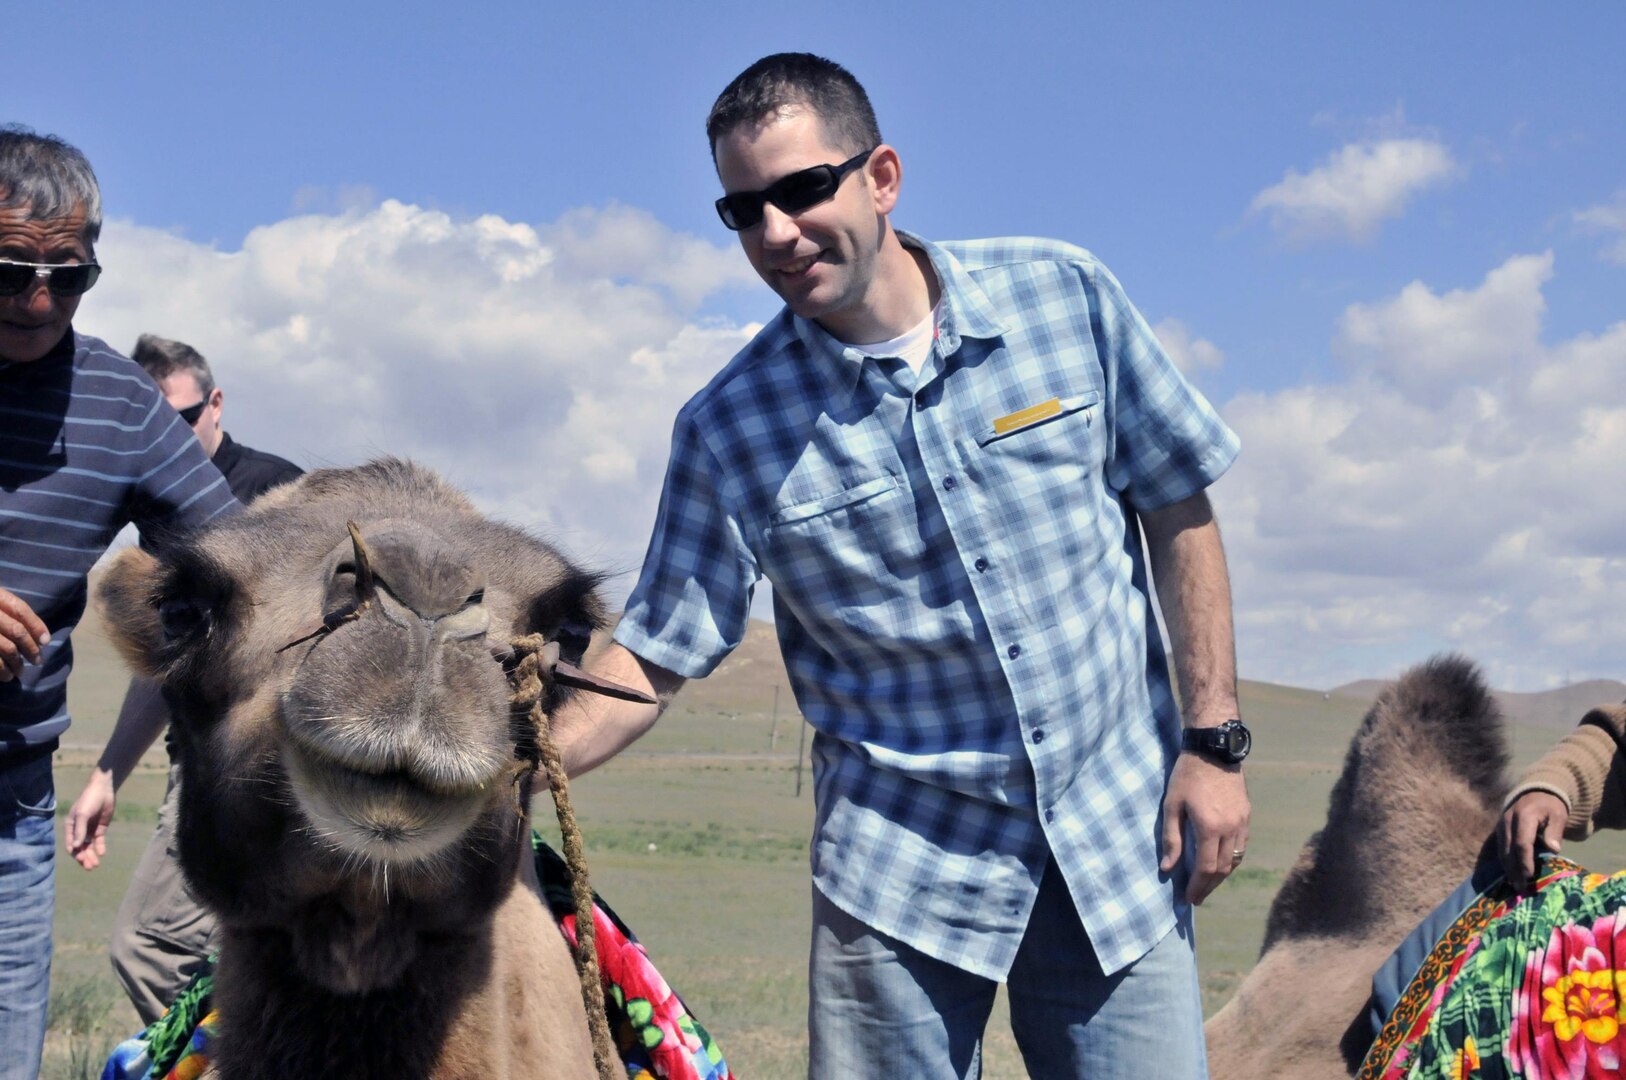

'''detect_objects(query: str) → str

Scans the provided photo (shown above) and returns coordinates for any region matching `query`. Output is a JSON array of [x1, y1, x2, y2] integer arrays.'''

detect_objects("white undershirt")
[[856, 303, 939, 374]]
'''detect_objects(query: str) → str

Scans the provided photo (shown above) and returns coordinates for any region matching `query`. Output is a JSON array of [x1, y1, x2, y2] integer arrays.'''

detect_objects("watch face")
[[1182, 721, 1250, 763]]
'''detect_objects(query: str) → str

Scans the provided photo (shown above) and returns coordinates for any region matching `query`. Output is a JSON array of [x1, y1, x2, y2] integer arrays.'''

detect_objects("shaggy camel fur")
[[1205, 655, 1509, 1079], [99, 460, 601, 1079]]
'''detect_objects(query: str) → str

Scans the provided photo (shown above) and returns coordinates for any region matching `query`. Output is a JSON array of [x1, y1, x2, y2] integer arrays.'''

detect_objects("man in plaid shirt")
[[555, 53, 1248, 1077]]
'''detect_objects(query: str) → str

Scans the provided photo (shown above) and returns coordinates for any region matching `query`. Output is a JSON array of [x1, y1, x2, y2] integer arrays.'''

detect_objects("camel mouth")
[[283, 742, 493, 865], [278, 685, 513, 798]]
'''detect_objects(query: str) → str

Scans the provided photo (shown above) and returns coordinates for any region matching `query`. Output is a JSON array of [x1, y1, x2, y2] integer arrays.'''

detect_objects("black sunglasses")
[[715, 147, 877, 231], [0, 259, 102, 298], [177, 399, 208, 425]]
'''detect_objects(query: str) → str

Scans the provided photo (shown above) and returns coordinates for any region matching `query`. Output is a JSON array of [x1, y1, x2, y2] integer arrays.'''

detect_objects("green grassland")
[[41, 617, 1626, 1078]]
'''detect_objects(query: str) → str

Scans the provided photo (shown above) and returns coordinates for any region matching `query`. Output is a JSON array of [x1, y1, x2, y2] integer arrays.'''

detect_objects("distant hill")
[[1332, 675, 1626, 730]]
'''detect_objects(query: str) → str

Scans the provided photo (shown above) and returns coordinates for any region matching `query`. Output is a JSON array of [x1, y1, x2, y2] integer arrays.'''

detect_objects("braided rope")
[[507, 633, 618, 1080]]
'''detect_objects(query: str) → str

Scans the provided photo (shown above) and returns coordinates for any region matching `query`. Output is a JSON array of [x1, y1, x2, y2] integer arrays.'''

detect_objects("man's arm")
[[551, 643, 687, 778], [1139, 489, 1250, 905], [65, 676, 170, 870], [1498, 705, 1626, 889]]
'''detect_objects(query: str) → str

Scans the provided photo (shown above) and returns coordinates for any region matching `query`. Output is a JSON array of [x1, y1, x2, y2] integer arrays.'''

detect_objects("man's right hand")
[[0, 586, 50, 682], [1497, 790, 1568, 891], [66, 768, 119, 870]]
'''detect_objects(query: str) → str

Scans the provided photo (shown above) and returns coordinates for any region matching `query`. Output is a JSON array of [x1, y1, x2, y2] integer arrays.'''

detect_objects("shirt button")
[[942, 475, 957, 491], [1008, 644, 1021, 659], [974, 557, 989, 572], [1044, 808, 1055, 824], [1032, 729, 1045, 744]]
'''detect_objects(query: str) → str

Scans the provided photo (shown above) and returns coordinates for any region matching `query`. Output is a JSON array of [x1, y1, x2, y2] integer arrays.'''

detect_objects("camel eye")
[[158, 596, 211, 641]]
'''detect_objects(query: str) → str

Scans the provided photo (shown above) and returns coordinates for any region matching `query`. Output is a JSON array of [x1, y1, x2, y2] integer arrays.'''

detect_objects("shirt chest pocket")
[[973, 389, 1104, 463], [759, 474, 919, 604]]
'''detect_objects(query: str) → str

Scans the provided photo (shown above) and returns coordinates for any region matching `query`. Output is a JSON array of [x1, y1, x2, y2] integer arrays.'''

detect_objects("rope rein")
[[507, 632, 618, 1080]]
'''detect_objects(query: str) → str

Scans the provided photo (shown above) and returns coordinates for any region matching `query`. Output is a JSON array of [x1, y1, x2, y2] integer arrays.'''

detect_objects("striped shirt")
[[616, 234, 1238, 978], [0, 330, 238, 752]]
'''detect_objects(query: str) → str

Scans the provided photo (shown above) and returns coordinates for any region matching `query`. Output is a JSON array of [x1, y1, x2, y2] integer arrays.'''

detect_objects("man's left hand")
[[1159, 751, 1250, 905]]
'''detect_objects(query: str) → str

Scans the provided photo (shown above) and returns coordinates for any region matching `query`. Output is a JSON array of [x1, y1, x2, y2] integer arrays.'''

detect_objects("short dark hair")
[[706, 53, 881, 160], [132, 334, 215, 397], [0, 125, 102, 245]]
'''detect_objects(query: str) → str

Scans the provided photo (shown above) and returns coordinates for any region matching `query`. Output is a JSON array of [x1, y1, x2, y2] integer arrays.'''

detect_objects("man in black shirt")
[[64, 334, 300, 1023]]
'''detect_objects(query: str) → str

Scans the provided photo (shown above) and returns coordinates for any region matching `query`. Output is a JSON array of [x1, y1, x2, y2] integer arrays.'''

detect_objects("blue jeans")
[[809, 862, 1207, 1079], [0, 752, 56, 1080]]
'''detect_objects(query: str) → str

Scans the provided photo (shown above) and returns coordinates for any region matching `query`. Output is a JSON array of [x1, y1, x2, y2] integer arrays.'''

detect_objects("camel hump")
[[1262, 653, 1509, 950], [1350, 654, 1509, 806]]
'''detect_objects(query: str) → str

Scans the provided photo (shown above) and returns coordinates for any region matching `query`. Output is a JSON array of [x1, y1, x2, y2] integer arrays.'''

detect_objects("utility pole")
[[794, 715, 808, 798], [769, 685, 780, 751]]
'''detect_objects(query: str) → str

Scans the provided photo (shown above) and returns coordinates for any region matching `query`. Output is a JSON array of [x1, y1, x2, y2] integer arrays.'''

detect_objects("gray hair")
[[0, 125, 103, 245], [132, 334, 215, 396]]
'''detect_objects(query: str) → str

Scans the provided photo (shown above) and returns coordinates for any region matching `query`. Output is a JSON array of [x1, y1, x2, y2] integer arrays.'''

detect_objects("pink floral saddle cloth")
[[1360, 856, 1626, 1079]]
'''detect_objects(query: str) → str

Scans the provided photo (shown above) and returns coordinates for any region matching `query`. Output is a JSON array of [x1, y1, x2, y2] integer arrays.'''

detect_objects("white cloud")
[[1575, 191, 1626, 264], [1152, 318, 1225, 375], [1333, 253, 1551, 405], [1250, 138, 1459, 244], [1216, 253, 1626, 690], [79, 200, 761, 599]]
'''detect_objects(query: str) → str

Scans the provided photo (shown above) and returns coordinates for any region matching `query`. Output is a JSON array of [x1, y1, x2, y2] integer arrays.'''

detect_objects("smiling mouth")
[[777, 253, 820, 276]]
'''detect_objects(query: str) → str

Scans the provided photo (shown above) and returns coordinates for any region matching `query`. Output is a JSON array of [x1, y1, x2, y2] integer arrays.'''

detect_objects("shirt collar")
[[790, 231, 1009, 404], [211, 430, 238, 469]]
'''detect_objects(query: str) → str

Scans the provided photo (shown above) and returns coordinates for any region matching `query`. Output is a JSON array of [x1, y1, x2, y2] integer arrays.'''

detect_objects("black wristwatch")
[[1181, 719, 1251, 765]]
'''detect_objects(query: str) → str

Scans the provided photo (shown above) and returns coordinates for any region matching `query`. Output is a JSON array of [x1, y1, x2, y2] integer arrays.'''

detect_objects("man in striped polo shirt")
[[0, 126, 238, 1079]]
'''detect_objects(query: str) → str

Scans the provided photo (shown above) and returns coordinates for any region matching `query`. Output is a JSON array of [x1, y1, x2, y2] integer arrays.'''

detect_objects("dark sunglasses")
[[0, 259, 102, 298], [177, 399, 209, 425], [715, 147, 877, 231]]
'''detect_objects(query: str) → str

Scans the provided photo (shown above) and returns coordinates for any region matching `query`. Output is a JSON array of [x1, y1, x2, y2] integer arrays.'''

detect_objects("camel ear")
[[524, 566, 607, 665], [96, 547, 166, 677]]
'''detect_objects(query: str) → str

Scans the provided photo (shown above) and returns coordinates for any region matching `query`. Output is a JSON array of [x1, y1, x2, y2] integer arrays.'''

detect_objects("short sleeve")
[[1082, 259, 1240, 511], [613, 412, 760, 679], [128, 400, 240, 545]]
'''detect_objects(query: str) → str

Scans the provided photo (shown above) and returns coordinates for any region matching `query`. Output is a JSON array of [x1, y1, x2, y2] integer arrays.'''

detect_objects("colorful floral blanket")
[[102, 834, 734, 1080], [1359, 855, 1626, 1079]]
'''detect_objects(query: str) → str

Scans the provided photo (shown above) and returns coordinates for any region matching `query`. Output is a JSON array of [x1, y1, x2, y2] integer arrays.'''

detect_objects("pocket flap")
[[769, 474, 900, 526], [975, 390, 1102, 446]]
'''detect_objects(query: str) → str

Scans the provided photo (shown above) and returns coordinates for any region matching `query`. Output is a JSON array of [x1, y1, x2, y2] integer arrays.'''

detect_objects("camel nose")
[[335, 522, 488, 631]]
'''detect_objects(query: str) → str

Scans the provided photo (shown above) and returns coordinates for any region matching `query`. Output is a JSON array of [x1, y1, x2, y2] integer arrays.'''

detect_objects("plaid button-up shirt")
[[616, 234, 1239, 977]]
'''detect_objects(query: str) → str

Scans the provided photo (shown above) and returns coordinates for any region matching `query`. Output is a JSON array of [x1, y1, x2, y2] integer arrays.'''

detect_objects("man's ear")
[[867, 144, 903, 216], [96, 548, 166, 677]]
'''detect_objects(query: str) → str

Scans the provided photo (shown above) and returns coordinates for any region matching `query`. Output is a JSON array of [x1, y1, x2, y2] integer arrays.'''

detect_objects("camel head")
[[97, 459, 606, 993]]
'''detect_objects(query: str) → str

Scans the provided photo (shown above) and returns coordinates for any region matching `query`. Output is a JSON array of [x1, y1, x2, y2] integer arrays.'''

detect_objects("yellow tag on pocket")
[[992, 398, 1062, 436]]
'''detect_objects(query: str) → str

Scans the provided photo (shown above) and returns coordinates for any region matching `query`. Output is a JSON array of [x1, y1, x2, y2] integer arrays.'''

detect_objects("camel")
[[97, 459, 609, 1079], [1205, 655, 1511, 1079]]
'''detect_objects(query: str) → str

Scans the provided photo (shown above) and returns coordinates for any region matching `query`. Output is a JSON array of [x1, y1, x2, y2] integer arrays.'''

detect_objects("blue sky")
[[10, 2, 1625, 689]]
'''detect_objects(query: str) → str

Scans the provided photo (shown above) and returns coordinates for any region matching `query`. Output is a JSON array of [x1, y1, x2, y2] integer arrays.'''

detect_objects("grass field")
[[39, 616, 1626, 1078]]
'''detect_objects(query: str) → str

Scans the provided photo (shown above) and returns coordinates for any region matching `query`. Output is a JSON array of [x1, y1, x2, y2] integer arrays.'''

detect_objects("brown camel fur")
[[98, 460, 601, 1079], [1205, 655, 1509, 1079]]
